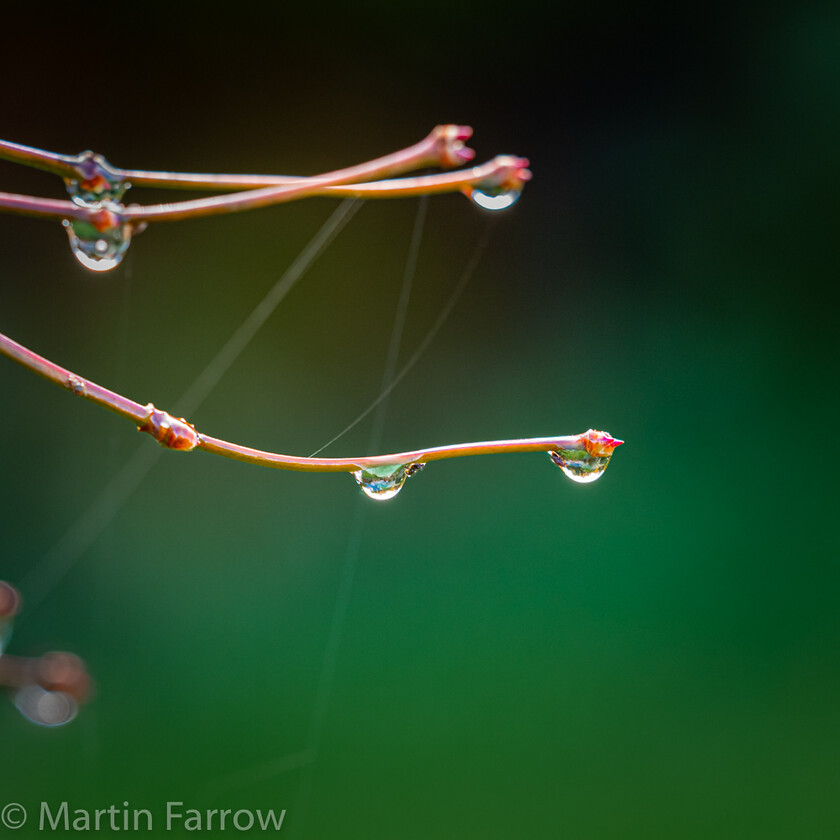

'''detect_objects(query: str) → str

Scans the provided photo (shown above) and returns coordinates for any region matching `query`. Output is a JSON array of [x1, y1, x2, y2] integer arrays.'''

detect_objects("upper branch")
[[0, 125, 475, 194], [0, 156, 531, 224]]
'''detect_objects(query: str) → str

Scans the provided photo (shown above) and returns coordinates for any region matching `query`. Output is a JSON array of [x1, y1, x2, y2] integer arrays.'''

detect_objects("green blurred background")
[[1, 4, 837, 837]]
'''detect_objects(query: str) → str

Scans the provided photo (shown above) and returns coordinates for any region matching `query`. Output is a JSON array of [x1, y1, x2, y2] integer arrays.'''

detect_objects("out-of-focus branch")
[[0, 580, 91, 726]]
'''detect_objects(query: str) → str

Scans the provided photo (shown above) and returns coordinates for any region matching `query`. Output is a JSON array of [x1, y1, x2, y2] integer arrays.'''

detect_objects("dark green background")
[[1, 4, 837, 837]]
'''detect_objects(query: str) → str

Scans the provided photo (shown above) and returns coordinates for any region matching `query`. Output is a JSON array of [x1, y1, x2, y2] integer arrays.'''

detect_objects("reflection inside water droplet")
[[63, 208, 133, 272], [353, 462, 425, 500], [13, 684, 78, 727], [548, 448, 612, 484], [466, 186, 521, 211], [65, 150, 127, 205]]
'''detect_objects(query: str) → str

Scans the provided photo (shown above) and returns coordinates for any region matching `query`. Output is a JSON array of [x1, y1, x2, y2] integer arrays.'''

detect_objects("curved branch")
[[121, 156, 530, 223], [0, 330, 620, 475], [0, 125, 476, 192], [0, 157, 531, 227]]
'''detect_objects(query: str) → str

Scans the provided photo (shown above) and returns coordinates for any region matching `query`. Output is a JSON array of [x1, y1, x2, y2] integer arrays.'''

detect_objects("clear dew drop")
[[467, 185, 522, 211], [63, 214, 133, 272], [64, 151, 127, 205], [13, 684, 78, 727], [353, 462, 425, 501], [548, 448, 612, 484]]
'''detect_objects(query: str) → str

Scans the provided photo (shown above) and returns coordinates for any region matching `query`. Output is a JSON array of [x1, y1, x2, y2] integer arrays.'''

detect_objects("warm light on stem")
[[0, 157, 530, 225], [0, 125, 475, 194], [0, 330, 614, 475]]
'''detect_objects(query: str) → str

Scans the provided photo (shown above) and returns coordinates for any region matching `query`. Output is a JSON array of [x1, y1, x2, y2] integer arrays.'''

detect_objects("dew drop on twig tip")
[[466, 186, 521, 211], [548, 430, 623, 484]]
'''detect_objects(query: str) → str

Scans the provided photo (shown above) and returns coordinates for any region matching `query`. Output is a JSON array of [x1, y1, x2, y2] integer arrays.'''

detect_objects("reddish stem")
[[0, 157, 531, 225], [0, 125, 475, 192], [0, 330, 614, 475]]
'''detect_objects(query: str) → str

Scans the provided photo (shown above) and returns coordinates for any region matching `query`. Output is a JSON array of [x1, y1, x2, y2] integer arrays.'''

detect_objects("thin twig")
[[0, 156, 530, 225], [0, 330, 620, 474], [0, 125, 475, 191], [0, 139, 80, 179], [0, 651, 91, 703]]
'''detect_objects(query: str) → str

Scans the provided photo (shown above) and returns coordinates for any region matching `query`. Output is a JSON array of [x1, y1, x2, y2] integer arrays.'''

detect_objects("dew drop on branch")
[[63, 212, 133, 272], [64, 151, 127, 205], [548, 448, 613, 484], [13, 685, 78, 727], [465, 185, 521, 211], [353, 462, 425, 500]]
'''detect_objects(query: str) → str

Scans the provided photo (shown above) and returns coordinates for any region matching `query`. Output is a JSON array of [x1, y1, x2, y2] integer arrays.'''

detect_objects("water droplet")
[[13, 684, 78, 727], [65, 150, 127, 205], [353, 462, 425, 501], [63, 204, 133, 272], [548, 447, 612, 484], [466, 185, 521, 211]]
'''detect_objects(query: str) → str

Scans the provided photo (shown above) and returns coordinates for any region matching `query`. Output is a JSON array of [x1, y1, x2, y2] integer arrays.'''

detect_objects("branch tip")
[[432, 124, 476, 167], [579, 430, 624, 458]]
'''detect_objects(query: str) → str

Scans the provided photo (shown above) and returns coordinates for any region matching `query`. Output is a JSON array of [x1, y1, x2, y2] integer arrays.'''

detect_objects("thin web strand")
[[17, 200, 361, 616], [366, 195, 428, 450], [294, 200, 429, 836], [309, 218, 494, 457], [210, 217, 495, 813], [177, 199, 361, 417]]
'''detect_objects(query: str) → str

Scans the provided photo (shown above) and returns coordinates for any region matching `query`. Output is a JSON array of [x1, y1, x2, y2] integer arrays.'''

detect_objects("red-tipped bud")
[[431, 124, 476, 167], [492, 155, 532, 190], [580, 430, 624, 458]]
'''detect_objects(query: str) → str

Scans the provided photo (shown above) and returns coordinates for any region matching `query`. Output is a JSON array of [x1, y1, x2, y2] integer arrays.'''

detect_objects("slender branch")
[[0, 156, 531, 226], [121, 156, 530, 223], [0, 651, 90, 704], [117, 124, 477, 190], [0, 139, 80, 179], [0, 331, 150, 425], [198, 433, 593, 472], [0, 125, 475, 192], [0, 330, 621, 474], [0, 192, 90, 222]]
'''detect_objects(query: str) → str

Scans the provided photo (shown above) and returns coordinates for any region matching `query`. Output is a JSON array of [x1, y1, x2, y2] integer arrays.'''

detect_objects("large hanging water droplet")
[[65, 150, 127, 205], [63, 202, 133, 272], [548, 430, 623, 484], [548, 448, 611, 483], [353, 462, 425, 501], [465, 185, 521, 211], [12, 685, 78, 727]]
